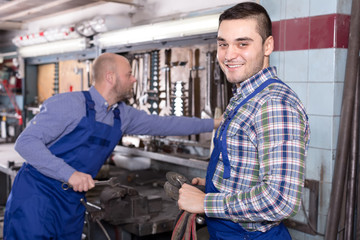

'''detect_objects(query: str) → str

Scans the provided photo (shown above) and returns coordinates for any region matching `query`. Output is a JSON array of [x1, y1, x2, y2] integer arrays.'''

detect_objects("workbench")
[[0, 143, 209, 239], [0, 143, 24, 178]]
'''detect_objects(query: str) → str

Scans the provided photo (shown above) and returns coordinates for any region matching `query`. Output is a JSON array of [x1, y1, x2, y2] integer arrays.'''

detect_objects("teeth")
[[227, 65, 241, 68]]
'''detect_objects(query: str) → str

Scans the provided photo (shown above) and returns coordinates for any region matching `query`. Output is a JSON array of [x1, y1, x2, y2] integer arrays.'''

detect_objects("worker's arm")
[[15, 92, 84, 183], [119, 103, 215, 136]]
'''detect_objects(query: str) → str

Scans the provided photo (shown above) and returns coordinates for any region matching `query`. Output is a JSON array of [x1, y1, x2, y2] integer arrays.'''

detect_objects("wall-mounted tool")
[[149, 50, 160, 115], [159, 49, 172, 116], [54, 62, 59, 95], [130, 55, 140, 107], [172, 81, 186, 116], [201, 51, 214, 119], [193, 49, 201, 120], [188, 49, 193, 117], [74, 66, 84, 91], [139, 53, 150, 113], [85, 60, 91, 88]]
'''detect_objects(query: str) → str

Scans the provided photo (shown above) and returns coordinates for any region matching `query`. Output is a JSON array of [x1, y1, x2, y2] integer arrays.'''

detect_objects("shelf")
[[114, 145, 209, 170]]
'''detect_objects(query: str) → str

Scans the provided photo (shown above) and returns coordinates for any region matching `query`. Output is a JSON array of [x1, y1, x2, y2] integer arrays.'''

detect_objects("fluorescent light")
[[153, 14, 219, 40], [95, 13, 219, 48], [97, 24, 154, 47], [18, 38, 88, 58], [0, 51, 17, 58]]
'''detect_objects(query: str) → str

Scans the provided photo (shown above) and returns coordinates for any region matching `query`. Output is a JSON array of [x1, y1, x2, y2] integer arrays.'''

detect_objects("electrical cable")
[[96, 219, 111, 240], [301, 198, 324, 236]]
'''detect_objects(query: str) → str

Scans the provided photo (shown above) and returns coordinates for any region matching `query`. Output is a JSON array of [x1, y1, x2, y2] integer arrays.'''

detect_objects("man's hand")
[[178, 183, 205, 214], [192, 177, 205, 186], [68, 171, 95, 192], [213, 114, 224, 129]]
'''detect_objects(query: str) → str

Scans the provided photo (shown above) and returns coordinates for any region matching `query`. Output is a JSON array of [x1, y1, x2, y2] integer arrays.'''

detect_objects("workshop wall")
[[1, 0, 354, 239], [260, 0, 352, 239]]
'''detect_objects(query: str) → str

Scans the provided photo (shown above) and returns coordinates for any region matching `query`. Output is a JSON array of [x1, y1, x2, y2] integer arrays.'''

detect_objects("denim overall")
[[4, 91, 122, 239], [205, 79, 292, 240]]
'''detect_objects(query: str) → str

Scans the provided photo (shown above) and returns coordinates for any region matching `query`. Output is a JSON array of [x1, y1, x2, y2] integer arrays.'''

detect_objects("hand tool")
[[94, 177, 122, 187], [74, 67, 84, 91], [131, 56, 139, 106], [172, 81, 186, 116], [139, 53, 151, 114], [201, 51, 213, 119], [209, 51, 224, 156], [159, 49, 172, 116], [193, 49, 201, 141], [61, 177, 121, 190], [193, 49, 201, 119], [164, 172, 205, 200], [188, 49, 193, 118], [54, 62, 59, 94], [86, 60, 91, 88], [149, 50, 160, 114]]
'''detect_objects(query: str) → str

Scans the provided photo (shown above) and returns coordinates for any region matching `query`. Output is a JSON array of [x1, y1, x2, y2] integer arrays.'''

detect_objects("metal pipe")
[[356, 59, 360, 239], [344, 62, 360, 239], [324, 0, 360, 238]]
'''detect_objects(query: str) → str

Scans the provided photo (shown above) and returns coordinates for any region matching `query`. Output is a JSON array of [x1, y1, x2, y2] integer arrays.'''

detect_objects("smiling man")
[[178, 2, 310, 239]]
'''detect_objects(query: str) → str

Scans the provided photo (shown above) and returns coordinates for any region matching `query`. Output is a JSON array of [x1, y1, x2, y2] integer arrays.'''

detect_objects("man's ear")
[[105, 72, 114, 85], [264, 36, 274, 57]]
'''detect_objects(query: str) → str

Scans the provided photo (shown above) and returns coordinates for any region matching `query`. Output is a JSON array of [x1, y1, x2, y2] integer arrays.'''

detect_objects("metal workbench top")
[[0, 143, 24, 177]]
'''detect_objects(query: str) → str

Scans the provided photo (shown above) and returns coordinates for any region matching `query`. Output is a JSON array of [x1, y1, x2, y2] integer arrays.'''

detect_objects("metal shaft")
[[324, 0, 360, 238]]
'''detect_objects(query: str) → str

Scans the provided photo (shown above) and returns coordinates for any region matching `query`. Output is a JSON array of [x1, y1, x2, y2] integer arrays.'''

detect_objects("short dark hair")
[[219, 2, 272, 42]]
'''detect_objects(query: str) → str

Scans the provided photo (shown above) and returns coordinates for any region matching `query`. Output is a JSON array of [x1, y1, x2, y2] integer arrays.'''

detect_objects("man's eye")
[[239, 43, 248, 47], [218, 43, 228, 47]]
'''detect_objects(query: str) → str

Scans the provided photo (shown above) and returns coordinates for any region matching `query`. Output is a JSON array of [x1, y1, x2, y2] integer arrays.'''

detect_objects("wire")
[[301, 198, 325, 236], [96, 219, 111, 240]]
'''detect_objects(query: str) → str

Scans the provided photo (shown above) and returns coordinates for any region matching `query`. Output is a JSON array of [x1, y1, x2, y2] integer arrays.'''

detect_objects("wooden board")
[[37, 63, 55, 103], [59, 60, 92, 93]]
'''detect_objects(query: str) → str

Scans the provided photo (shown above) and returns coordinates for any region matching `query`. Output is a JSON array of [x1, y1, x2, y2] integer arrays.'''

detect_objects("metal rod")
[[355, 59, 360, 239], [344, 63, 360, 240], [324, 0, 360, 238]]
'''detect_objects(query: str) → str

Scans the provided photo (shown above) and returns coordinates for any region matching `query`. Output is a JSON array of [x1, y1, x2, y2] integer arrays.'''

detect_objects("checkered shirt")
[[204, 67, 310, 232]]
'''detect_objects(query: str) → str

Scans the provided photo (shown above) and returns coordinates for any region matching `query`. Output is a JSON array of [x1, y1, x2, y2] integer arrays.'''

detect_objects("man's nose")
[[131, 75, 137, 83], [224, 45, 238, 61]]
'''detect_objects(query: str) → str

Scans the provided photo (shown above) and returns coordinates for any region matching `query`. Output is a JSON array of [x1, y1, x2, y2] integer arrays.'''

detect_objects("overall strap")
[[82, 91, 96, 120], [113, 107, 120, 120], [220, 79, 284, 179], [112, 107, 122, 134]]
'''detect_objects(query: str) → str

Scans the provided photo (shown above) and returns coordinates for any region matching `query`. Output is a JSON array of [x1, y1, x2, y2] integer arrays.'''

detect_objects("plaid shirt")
[[204, 67, 310, 232]]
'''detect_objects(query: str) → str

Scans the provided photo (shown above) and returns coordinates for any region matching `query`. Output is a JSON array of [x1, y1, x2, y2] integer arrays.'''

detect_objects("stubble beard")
[[223, 59, 265, 86]]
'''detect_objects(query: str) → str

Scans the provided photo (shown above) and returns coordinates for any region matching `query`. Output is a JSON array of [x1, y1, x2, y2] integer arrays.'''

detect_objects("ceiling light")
[[95, 13, 219, 48], [18, 38, 88, 58]]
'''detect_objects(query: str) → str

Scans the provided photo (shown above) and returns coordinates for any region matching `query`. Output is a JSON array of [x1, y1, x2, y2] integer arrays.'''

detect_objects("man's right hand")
[[68, 171, 95, 192], [191, 177, 205, 186]]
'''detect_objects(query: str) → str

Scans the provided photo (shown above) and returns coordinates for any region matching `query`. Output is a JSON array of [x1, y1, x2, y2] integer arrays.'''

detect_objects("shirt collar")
[[236, 67, 278, 98], [89, 86, 118, 111]]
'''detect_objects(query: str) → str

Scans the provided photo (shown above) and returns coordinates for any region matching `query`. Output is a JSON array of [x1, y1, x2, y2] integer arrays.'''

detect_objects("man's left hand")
[[178, 183, 205, 213]]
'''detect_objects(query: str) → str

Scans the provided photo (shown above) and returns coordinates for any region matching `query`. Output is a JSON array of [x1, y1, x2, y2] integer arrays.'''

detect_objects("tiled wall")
[[260, 0, 352, 239]]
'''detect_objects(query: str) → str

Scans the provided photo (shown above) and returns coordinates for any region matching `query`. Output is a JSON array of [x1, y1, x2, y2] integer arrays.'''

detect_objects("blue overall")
[[4, 91, 122, 240], [205, 79, 292, 240]]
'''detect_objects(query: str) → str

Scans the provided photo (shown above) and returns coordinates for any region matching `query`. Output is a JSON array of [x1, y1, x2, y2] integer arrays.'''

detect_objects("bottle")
[[1, 115, 7, 139]]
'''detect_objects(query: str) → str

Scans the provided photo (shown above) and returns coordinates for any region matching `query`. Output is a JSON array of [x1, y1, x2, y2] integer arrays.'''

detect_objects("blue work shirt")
[[15, 86, 213, 183]]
